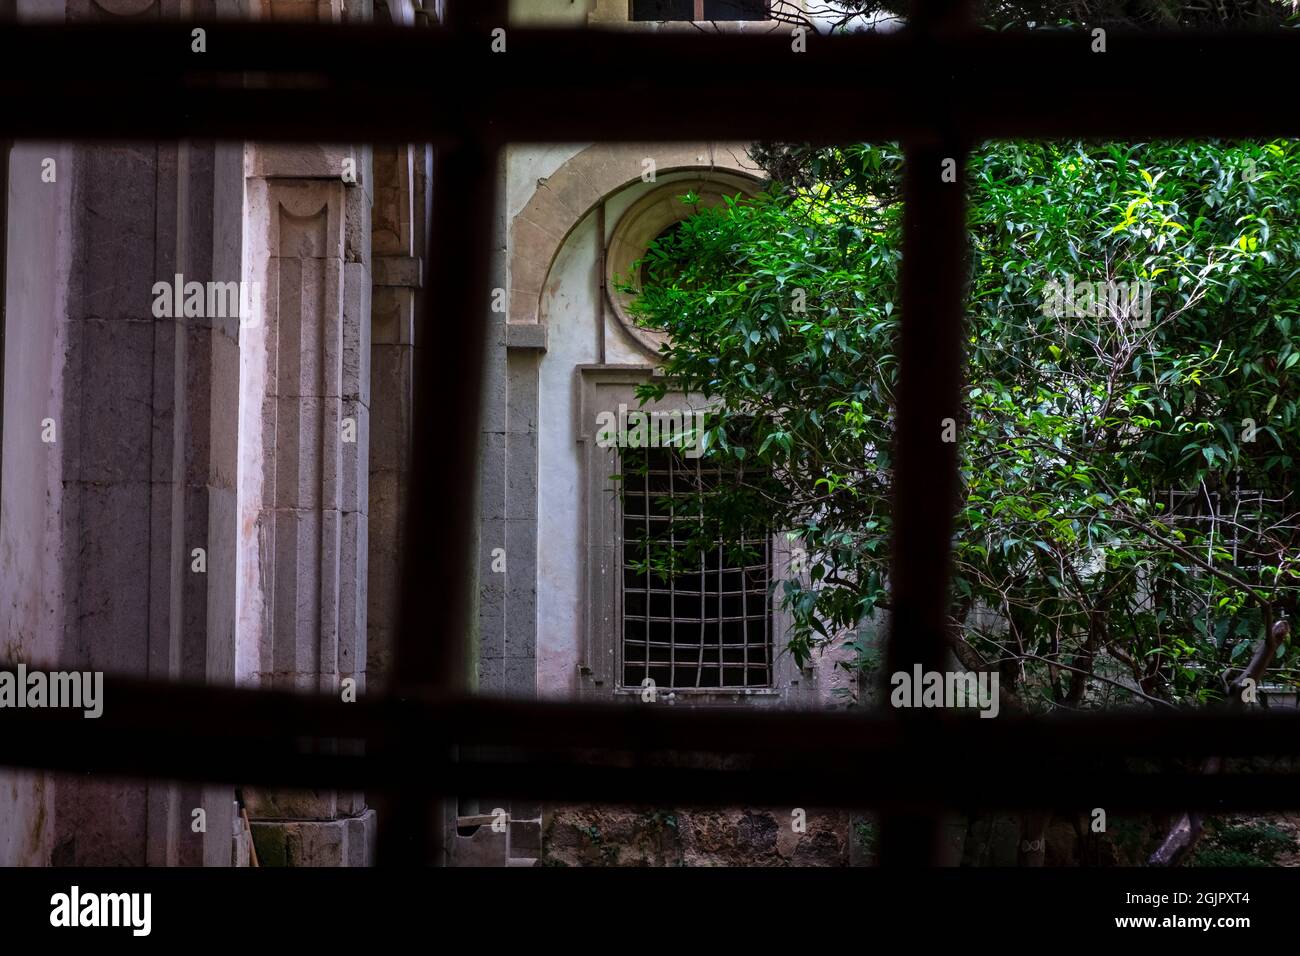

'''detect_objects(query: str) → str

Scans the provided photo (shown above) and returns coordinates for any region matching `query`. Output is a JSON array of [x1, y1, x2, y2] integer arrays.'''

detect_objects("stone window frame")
[[604, 173, 761, 360], [576, 365, 812, 706], [506, 143, 762, 333]]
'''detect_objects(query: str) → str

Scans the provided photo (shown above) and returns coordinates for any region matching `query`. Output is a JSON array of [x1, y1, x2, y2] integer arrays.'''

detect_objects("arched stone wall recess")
[[508, 142, 762, 331]]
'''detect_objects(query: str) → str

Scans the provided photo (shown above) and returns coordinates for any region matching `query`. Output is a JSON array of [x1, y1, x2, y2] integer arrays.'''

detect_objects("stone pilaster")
[[241, 143, 375, 863], [478, 149, 543, 699], [232, 0, 377, 869]]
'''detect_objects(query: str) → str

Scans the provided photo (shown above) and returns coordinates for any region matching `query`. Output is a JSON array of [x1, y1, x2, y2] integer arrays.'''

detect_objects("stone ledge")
[[250, 809, 377, 867], [250, 144, 360, 183], [446, 818, 509, 867], [504, 322, 548, 352]]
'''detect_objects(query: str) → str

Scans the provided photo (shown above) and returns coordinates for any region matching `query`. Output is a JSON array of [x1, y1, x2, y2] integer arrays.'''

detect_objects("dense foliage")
[[624, 140, 1300, 710]]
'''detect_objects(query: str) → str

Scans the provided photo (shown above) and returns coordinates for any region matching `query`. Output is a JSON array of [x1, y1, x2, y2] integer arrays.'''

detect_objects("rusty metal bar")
[[1, 667, 1297, 780], [875, 0, 973, 869], [1, 26, 1300, 142], [382, 0, 507, 866]]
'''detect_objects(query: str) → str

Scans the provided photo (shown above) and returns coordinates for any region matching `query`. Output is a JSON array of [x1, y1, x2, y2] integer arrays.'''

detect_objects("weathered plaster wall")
[[530, 171, 718, 698], [0, 142, 73, 867], [506, 144, 586, 224], [534, 205, 598, 698]]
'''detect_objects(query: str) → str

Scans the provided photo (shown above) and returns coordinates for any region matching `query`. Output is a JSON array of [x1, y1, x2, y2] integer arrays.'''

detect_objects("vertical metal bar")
[[697, 455, 706, 687], [382, 133, 499, 865], [381, 0, 506, 871], [880, 0, 972, 867], [741, 521, 749, 687], [716, 466, 724, 688], [668, 449, 677, 688], [644, 451, 652, 685], [758, 535, 769, 686], [880, 138, 966, 867]]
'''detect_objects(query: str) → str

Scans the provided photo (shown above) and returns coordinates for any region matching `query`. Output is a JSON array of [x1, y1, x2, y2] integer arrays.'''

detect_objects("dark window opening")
[[639, 221, 689, 288], [631, 0, 767, 21], [631, 0, 694, 20], [703, 0, 767, 19]]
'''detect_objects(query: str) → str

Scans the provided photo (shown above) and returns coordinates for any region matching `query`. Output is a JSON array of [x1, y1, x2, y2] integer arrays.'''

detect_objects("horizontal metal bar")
[[446, 761, 1300, 815], [0, 24, 1299, 141], [5, 724, 1296, 814], [1, 708, 1298, 813], [1, 671, 1298, 804], [5, 668, 1300, 753]]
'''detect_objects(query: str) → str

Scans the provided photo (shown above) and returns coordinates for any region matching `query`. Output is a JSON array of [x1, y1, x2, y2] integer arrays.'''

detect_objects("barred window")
[[1161, 478, 1286, 573], [620, 445, 772, 689]]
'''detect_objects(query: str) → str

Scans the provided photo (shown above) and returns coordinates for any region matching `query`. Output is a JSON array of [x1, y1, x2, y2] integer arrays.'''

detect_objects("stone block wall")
[[0, 131, 245, 865], [541, 805, 853, 867]]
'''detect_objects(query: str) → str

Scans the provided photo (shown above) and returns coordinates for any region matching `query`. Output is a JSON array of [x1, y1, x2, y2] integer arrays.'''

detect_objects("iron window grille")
[[0, 1, 1297, 869], [1161, 478, 1289, 574], [620, 445, 773, 691]]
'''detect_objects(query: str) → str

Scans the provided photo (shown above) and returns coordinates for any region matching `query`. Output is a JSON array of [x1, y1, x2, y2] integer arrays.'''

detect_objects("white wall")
[[506, 144, 587, 224], [533, 170, 750, 698]]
